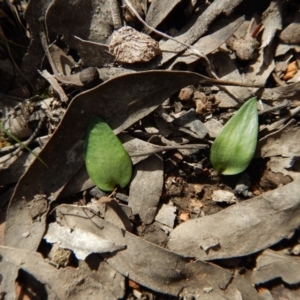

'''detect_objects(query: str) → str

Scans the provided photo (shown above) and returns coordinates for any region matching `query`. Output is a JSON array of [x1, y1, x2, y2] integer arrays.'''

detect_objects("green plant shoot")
[[0, 122, 47, 167], [210, 97, 258, 175], [85, 116, 132, 191]]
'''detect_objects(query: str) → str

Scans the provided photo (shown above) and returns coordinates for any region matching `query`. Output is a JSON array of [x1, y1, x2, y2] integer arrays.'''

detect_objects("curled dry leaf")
[[109, 26, 161, 64], [282, 61, 298, 81]]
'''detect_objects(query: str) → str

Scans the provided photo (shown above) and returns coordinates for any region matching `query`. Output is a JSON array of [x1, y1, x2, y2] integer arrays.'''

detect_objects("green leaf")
[[210, 97, 258, 175], [85, 116, 132, 191]]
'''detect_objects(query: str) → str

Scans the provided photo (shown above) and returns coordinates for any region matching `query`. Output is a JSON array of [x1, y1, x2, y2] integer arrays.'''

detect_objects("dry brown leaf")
[[169, 14, 245, 68], [0, 246, 120, 299], [262, 80, 300, 100], [144, 0, 183, 34], [128, 154, 163, 224], [21, 0, 52, 82], [46, 0, 112, 45], [282, 61, 298, 81], [211, 51, 252, 101], [48, 204, 255, 298], [258, 126, 300, 158], [260, 0, 282, 49], [279, 12, 300, 44], [159, 0, 243, 66], [168, 179, 300, 260], [252, 249, 300, 286], [44, 222, 126, 260]]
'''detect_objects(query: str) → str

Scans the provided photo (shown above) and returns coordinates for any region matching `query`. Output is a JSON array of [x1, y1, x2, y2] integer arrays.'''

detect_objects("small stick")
[[109, 0, 123, 29], [129, 144, 207, 157]]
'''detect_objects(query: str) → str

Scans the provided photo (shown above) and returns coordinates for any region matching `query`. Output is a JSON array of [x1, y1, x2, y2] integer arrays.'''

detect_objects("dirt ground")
[[1, 0, 300, 299]]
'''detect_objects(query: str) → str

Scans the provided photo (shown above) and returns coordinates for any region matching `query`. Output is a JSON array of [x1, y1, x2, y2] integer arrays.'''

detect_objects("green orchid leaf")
[[85, 116, 132, 191], [210, 97, 258, 175]]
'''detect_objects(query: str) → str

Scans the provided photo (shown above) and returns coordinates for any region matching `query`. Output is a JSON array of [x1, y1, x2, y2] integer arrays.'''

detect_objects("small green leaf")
[[85, 116, 132, 191], [210, 97, 258, 175]]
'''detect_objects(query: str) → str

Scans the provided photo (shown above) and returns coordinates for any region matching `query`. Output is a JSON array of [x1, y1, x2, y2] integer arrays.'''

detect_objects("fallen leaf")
[[128, 154, 163, 224], [0, 246, 120, 299], [144, 0, 182, 34], [260, 0, 282, 49], [258, 126, 300, 158], [159, 0, 243, 65], [282, 61, 298, 80], [155, 204, 177, 228], [252, 249, 300, 286], [49, 204, 245, 298], [279, 12, 300, 44], [168, 179, 300, 260], [44, 222, 126, 260], [170, 16, 245, 68]]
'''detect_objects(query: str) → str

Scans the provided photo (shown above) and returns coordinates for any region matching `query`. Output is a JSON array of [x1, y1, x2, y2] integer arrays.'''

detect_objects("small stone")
[[109, 26, 161, 64], [178, 86, 194, 101], [79, 67, 101, 88], [291, 244, 300, 255], [215, 91, 238, 108], [204, 119, 223, 138], [179, 212, 190, 221], [155, 204, 177, 228], [235, 172, 252, 197], [212, 190, 236, 204], [173, 109, 208, 139], [203, 287, 213, 293], [22, 231, 30, 238], [193, 184, 204, 196], [89, 187, 107, 199], [48, 243, 72, 268], [227, 35, 259, 61], [132, 289, 142, 299]]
